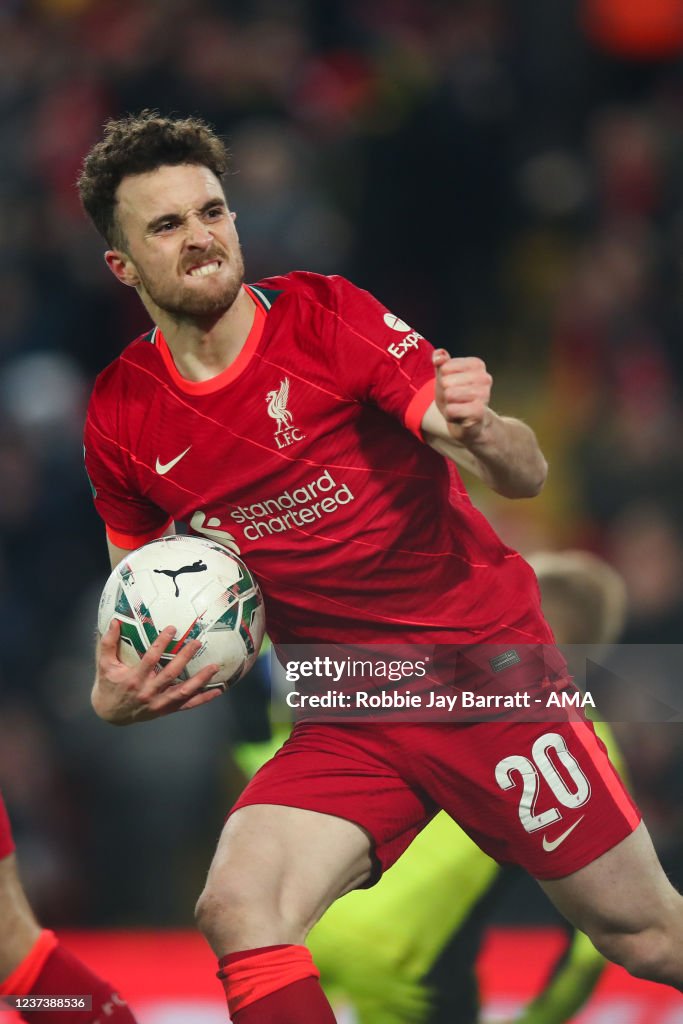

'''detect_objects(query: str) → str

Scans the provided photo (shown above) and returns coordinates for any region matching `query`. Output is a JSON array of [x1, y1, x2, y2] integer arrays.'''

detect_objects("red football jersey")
[[84, 273, 551, 645]]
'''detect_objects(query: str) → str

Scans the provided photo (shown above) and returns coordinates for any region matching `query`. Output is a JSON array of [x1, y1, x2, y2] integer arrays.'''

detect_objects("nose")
[[185, 214, 213, 248]]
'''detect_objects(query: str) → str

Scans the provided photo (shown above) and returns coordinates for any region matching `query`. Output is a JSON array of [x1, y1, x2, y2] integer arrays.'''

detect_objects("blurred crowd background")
[[1, 0, 683, 930]]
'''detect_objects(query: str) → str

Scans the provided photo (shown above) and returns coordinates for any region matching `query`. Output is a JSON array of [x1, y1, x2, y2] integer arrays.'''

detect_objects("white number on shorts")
[[495, 732, 591, 833]]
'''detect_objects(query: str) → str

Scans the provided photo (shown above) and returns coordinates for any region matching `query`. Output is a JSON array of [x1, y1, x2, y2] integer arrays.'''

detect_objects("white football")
[[97, 534, 265, 690]]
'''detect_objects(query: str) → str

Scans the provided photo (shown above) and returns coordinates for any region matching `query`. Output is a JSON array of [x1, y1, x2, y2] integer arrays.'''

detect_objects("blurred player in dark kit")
[[77, 112, 682, 1023]]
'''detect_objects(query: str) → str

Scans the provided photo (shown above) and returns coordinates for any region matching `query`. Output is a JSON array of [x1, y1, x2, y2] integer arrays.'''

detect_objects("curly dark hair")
[[77, 110, 230, 248]]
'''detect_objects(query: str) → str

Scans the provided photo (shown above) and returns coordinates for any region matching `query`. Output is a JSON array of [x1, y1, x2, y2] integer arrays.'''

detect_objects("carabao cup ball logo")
[[97, 534, 265, 691]]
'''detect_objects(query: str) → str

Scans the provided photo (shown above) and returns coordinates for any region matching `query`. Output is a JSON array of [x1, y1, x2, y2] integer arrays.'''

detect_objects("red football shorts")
[[232, 652, 640, 881], [0, 793, 15, 861]]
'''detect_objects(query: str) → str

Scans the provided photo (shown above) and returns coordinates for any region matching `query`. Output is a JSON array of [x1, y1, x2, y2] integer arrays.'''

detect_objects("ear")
[[230, 209, 239, 240], [104, 249, 141, 288]]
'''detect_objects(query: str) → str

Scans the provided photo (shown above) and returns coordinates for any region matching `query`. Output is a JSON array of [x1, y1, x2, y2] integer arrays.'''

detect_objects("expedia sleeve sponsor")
[[321, 276, 436, 424]]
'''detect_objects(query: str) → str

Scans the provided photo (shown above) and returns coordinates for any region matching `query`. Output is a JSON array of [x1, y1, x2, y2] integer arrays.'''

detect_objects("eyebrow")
[[145, 197, 227, 233]]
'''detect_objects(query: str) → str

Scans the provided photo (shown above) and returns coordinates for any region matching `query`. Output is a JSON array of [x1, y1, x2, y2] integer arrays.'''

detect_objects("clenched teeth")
[[188, 261, 220, 277]]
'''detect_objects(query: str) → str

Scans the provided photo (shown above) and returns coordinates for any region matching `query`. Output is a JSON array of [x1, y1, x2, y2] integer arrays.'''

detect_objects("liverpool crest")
[[266, 378, 306, 449]]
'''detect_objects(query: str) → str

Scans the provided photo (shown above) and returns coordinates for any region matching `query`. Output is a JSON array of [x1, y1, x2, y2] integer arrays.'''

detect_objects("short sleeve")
[[317, 275, 436, 438], [84, 377, 171, 549]]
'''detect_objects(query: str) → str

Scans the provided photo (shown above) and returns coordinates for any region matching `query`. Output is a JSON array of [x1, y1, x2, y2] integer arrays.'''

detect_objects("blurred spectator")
[[228, 120, 351, 278], [608, 502, 683, 643]]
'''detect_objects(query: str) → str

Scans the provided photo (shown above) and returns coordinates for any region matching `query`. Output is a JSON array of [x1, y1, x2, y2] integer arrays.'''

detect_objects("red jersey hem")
[[106, 520, 172, 550]]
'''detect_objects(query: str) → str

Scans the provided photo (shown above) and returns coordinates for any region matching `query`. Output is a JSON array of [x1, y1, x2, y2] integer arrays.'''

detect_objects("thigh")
[[540, 821, 680, 936], [210, 803, 374, 936], [231, 722, 436, 880]]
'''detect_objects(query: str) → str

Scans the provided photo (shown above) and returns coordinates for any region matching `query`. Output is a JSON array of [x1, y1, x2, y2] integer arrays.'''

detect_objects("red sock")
[[0, 930, 139, 1024], [218, 944, 336, 1023]]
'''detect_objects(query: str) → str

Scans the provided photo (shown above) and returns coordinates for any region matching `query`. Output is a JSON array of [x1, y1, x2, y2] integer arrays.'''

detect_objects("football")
[[97, 534, 265, 690]]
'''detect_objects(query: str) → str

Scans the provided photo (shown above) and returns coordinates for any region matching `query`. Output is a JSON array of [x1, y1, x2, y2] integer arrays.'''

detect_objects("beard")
[[137, 245, 246, 321]]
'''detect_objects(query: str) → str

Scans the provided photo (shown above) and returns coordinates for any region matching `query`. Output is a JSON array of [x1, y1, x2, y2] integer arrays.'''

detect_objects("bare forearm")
[[462, 412, 547, 498], [425, 353, 547, 498]]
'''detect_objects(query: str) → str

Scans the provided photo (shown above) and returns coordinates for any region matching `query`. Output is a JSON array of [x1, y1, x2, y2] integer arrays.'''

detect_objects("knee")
[[592, 924, 675, 984], [194, 874, 249, 946], [195, 871, 309, 952], [194, 881, 220, 941]]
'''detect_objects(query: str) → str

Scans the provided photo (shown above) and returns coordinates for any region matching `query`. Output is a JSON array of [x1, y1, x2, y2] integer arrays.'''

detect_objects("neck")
[[144, 287, 256, 382]]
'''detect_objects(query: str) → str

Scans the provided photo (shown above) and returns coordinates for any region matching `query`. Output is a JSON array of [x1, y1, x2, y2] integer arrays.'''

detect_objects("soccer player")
[[78, 112, 683, 1024], [0, 794, 138, 1024], [234, 550, 629, 1024]]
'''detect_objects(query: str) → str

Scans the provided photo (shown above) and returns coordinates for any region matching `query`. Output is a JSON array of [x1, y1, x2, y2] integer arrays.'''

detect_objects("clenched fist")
[[433, 350, 493, 443]]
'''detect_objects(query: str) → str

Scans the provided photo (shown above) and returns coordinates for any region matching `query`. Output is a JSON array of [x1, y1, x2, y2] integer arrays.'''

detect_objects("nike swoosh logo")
[[542, 815, 585, 852], [155, 446, 191, 475]]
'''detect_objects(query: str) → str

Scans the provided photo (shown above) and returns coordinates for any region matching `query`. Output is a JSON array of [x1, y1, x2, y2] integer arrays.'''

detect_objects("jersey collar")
[[153, 284, 266, 395]]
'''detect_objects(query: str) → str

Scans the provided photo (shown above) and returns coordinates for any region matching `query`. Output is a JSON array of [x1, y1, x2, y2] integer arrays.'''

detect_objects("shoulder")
[[253, 272, 370, 316], [88, 329, 157, 419]]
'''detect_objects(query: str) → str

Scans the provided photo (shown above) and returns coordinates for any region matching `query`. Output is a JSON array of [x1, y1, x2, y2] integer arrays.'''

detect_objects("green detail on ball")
[[216, 606, 239, 631], [162, 619, 203, 656], [137, 602, 158, 646], [115, 588, 134, 618], [119, 620, 148, 658], [239, 593, 262, 654]]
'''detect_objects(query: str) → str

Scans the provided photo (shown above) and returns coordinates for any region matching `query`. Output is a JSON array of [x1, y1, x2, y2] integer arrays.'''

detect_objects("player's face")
[[111, 164, 244, 319]]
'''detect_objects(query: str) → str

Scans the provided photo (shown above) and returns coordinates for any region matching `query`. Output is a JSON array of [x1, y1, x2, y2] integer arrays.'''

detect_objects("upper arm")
[[85, 382, 172, 548], [315, 275, 436, 433]]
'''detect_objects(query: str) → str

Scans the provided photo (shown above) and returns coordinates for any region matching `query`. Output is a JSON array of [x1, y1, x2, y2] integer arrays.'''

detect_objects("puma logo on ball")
[[154, 560, 208, 597]]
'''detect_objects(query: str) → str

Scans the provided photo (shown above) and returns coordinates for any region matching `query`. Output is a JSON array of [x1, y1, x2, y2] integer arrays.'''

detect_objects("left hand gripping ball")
[[98, 534, 266, 690]]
